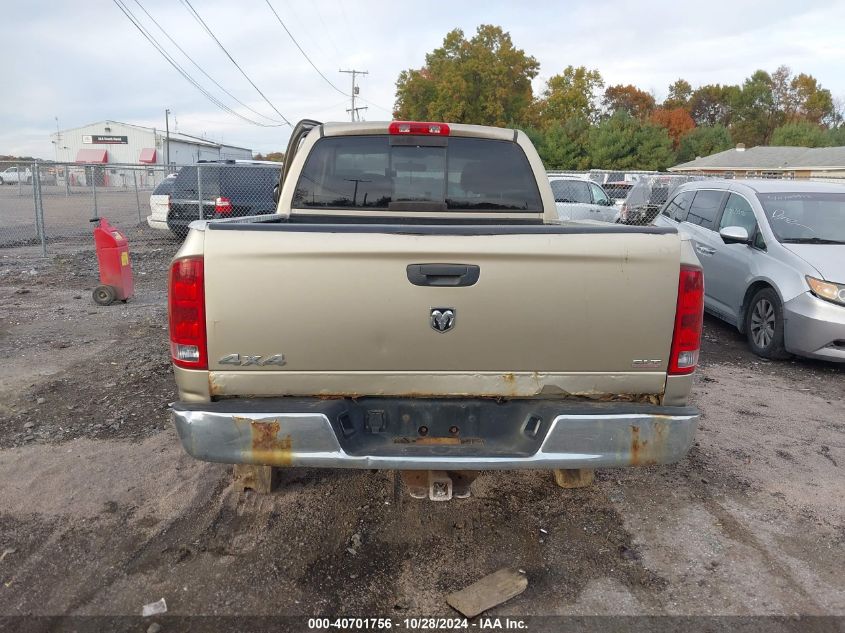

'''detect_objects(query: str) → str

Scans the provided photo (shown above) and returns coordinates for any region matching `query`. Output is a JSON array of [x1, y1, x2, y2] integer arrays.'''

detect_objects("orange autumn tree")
[[650, 107, 695, 148]]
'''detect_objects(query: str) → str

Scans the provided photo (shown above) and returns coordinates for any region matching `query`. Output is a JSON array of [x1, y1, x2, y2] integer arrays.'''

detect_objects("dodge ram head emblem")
[[430, 308, 456, 333]]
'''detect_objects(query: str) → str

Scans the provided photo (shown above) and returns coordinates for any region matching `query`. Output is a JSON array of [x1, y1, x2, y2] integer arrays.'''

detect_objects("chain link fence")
[[2, 161, 843, 254], [0, 161, 281, 254], [0, 160, 170, 253]]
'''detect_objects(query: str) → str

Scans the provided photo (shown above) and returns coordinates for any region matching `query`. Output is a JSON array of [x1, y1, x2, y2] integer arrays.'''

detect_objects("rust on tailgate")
[[233, 416, 293, 466]]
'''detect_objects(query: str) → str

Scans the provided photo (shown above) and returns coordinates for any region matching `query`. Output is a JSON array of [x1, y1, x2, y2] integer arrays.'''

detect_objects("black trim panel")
[[207, 221, 678, 236]]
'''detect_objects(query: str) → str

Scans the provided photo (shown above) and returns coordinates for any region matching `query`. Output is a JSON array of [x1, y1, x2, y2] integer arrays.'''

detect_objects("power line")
[[359, 96, 394, 115], [132, 0, 284, 125], [111, 0, 285, 127], [264, 0, 349, 97], [179, 0, 291, 126]]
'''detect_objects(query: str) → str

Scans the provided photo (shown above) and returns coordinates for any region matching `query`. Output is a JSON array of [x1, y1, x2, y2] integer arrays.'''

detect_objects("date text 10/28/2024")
[[307, 618, 529, 630]]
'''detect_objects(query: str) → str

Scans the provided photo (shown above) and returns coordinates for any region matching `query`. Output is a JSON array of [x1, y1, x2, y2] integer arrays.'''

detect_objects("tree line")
[[393, 25, 845, 170]]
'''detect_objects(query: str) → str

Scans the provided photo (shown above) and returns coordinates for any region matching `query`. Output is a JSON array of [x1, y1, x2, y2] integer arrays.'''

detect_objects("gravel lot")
[[0, 237, 842, 627]]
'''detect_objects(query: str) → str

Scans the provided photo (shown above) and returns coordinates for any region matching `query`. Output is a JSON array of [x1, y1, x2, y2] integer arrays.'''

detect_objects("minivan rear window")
[[293, 136, 542, 212]]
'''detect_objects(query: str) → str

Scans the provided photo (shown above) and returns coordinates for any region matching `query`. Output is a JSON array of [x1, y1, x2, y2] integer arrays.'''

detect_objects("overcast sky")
[[3, 0, 844, 158]]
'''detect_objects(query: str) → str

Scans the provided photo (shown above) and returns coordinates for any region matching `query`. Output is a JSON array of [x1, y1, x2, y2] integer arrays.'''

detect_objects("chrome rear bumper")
[[171, 398, 697, 470]]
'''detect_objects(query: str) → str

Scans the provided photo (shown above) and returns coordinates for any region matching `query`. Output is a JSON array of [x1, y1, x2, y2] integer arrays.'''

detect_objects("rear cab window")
[[293, 135, 542, 212]]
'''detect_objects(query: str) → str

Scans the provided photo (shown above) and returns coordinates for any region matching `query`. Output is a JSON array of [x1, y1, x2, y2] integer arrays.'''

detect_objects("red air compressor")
[[91, 217, 134, 306]]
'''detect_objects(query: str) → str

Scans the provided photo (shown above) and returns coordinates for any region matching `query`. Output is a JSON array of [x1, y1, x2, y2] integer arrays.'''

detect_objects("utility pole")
[[53, 116, 61, 161], [165, 108, 171, 170], [339, 69, 368, 121]]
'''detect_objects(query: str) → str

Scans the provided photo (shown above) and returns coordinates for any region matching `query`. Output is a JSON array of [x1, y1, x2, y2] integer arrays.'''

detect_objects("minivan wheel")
[[745, 288, 790, 359]]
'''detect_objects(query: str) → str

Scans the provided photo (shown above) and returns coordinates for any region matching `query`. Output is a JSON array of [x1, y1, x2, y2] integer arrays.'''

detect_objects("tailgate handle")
[[407, 264, 480, 287]]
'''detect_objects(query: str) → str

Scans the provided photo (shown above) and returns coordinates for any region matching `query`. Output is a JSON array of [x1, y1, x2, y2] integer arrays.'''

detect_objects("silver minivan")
[[654, 179, 845, 362]]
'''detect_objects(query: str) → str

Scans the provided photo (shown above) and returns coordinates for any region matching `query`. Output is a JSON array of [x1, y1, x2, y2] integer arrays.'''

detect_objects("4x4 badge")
[[430, 308, 456, 333], [218, 354, 286, 366]]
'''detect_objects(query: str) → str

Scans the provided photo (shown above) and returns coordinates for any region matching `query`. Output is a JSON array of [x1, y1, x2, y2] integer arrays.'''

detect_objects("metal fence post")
[[64, 164, 71, 197], [18, 163, 24, 197], [133, 169, 142, 224], [33, 163, 47, 256], [196, 164, 203, 221], [91, 166, 99, 219]]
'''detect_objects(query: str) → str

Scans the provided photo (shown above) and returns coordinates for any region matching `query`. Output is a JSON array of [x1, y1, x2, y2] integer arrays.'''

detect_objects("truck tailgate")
[[202, 224, 680, 398]]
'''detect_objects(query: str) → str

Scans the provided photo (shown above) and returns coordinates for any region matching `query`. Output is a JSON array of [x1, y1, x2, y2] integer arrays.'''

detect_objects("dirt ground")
[[0, 236, 843, 627]]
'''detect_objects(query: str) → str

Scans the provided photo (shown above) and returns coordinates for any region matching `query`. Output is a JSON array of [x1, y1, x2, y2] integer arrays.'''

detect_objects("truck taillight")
[[215, 196, 233, 214], [668, 266, 704, 375], [388, 121, 450, 136], [168, 256, 207, 369]]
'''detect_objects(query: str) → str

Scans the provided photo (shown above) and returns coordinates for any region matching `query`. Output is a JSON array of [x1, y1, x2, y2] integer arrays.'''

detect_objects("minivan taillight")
[[168, 256, 207, 369], [668, 266, 704, 375], [215, 196, 233, 214], [388, 121, 450, 136]]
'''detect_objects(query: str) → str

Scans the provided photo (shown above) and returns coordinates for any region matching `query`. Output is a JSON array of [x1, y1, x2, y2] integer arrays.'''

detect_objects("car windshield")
[[757, 192, 845, 243], [550, 180, 591, 203]]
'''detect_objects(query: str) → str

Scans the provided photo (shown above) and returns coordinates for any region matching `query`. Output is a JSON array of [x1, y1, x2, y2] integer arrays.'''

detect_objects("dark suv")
[[167, 161, 281, 236]]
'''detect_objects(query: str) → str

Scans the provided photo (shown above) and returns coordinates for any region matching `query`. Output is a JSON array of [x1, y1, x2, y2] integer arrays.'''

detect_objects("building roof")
[[52, 120, 250, 151], [670, 145, 845, 172]]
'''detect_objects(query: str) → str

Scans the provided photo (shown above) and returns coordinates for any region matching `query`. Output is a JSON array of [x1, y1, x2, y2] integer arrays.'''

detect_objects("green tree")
[[689, 84, 738, 126], [393, 25, 539, 126], [602, 84, 656, 119], [675, 125, 733, 163], [731, 70, 780, 146], [770, 121, 830, 147], [530, 117, 591, 170], [664, 79, 693, 109], [532, 66, 604, 127], [829, 125, 845, 146], [791, 73, 834, 124], [588, 111, 674, 170]]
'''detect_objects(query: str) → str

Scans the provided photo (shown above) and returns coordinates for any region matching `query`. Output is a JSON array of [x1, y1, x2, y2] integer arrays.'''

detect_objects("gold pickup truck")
[[168, 120, 703, 499]]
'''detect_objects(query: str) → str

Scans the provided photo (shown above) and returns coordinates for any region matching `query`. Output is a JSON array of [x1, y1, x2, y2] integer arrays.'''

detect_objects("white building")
[[51, 120, 252, 167], [49, 120, 253, 188]]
